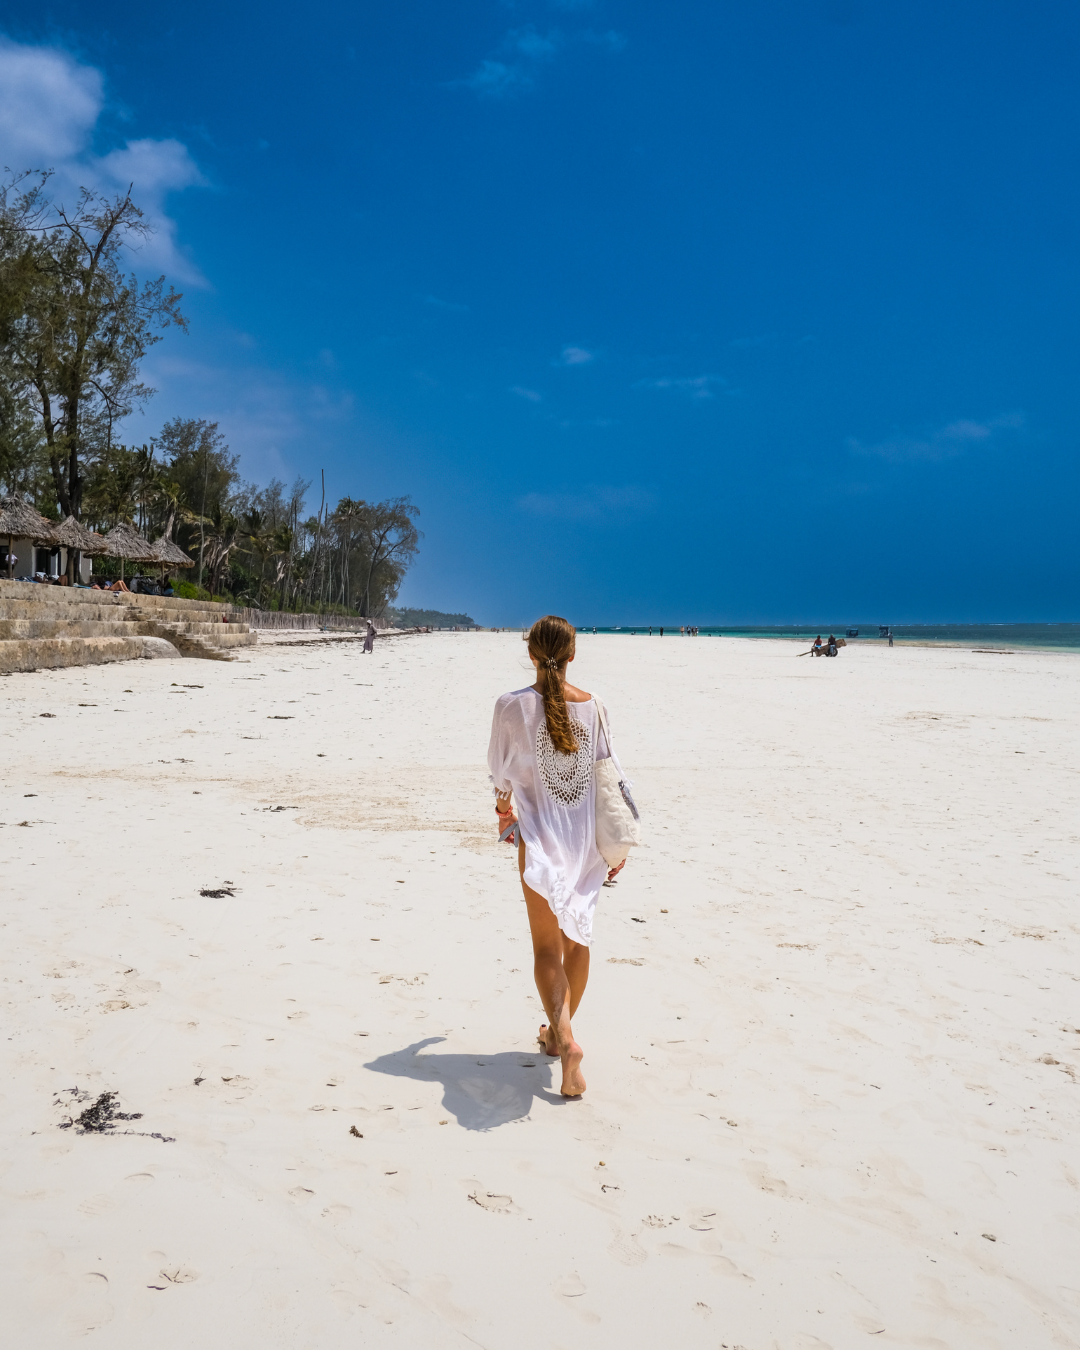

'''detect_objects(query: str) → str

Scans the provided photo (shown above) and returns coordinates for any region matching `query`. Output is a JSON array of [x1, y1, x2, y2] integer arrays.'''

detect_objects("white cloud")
[[580, 29, 628, 53], [455, 20, 624, 99], [639, 373, 727, 399], [0, 37, 206, 284], [0, 39, 101, 160], [459, 59, 534, 98], [93, 138, 206, 281], [848, 413, 1023, 464], [518, 484, 653, 521], [423, 293, 469, 312], [556, 345, 595, 366], [510, 385, 543, 402], [508, 26, 562, 60]]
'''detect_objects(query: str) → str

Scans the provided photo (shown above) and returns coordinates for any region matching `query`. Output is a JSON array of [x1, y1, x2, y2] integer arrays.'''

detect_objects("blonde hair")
[[528, 614, 578, 755]]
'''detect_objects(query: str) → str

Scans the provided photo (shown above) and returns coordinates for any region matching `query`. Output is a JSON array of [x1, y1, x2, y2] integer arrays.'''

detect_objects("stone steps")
[[0, 618, 253, 640], [0, 578, 257, 673]]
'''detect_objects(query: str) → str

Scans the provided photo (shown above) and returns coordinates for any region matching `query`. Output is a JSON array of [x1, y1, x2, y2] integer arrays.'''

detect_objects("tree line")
[[0, 172, 418, 614]]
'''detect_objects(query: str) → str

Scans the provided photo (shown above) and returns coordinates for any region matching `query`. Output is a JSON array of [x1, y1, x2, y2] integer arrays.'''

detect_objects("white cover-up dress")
[[487, 687, 612, 947]]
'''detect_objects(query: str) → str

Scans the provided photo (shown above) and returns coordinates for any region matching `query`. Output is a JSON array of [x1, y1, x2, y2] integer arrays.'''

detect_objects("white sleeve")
[[487, 696, 516, 795]]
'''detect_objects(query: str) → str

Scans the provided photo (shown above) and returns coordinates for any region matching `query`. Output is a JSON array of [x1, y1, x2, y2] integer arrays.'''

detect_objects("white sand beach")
[[1, 632, 1078, 1348]]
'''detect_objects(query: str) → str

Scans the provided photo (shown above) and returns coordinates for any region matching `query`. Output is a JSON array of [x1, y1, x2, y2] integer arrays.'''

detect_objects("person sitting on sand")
[[487, 614, 627, 1099]]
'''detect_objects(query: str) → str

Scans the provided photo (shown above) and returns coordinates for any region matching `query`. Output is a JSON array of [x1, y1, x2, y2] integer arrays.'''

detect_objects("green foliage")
[[171, 579, 213, 602], [157, 417, 238, 525], [0, 172, 186, 520], [390, 607, 477, 628], [0, 174, 422, 611]]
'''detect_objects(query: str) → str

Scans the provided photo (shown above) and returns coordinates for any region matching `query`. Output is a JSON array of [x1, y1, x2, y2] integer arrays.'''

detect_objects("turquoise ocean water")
[[576, 624, 1080, 651]]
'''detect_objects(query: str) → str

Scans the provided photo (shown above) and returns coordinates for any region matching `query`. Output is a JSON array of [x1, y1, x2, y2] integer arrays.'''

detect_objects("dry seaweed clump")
[[68, 1090, 141, 1132], [55, 1088, 175, 1142]]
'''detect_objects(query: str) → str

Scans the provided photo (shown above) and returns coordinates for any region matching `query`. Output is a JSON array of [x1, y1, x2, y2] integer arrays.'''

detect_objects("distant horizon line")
[[564, 621, 1080, 628]]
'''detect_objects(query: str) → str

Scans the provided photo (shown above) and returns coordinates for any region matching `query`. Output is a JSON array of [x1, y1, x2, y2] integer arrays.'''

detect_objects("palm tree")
[[270, 524, 294, 610], [203, 504, 241, 595]]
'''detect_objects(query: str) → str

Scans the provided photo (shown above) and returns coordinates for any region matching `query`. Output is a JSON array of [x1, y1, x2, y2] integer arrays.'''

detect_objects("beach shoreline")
[[2, 633, 1077, 1347]]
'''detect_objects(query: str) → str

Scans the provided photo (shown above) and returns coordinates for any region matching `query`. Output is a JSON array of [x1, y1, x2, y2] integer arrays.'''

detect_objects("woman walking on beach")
[[488, 615, 626, 1097]]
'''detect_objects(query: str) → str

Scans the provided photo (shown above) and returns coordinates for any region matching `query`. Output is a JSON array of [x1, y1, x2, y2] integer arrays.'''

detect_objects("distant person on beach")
[[488, 614, 627, 1098], [363, 620, 375, 653], [888, 630, 894, 647], [827, 634, 837, 655], [812, 635, 822, 655]]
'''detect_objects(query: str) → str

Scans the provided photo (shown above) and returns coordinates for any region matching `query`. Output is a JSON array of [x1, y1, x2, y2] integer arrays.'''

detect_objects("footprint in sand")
[[159, 1267, 199, 1285], [607, 1232, 646, 1266], [468, 1191, 513, 1213], [69, 1272, 112, 1334], [553, 1273, 587, 1298]]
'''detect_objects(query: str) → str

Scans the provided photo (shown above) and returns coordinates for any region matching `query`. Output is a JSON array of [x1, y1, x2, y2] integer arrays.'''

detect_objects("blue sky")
[[1, 1, 1077, 623]]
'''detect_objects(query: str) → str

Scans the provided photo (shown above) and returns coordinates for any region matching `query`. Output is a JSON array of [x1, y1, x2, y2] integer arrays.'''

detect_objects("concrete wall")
[[235, 609, 387, 631]]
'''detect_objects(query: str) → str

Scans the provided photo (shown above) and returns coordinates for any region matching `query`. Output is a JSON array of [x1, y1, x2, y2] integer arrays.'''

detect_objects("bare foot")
[[560, 1040, 586, 1097], [537, 1024, 558, 1057]]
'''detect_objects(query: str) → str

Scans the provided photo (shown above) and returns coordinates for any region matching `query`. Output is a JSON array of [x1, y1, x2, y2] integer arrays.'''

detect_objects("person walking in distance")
[[487, 615, 627, 1097], [363, 620, 376, 654]]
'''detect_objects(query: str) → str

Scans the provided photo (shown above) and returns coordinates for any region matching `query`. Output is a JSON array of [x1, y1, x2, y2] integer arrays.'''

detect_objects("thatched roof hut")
[[1, 495, 56, 578], [103, 521, 158, 580], [149, 536, 195, 568], [103, 522, 157, 562], [50, 515, 109, 555], [0, 495, 54, 543]]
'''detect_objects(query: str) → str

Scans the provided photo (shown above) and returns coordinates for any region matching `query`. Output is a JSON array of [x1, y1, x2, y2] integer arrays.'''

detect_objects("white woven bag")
[[592, 695, 641, 868]]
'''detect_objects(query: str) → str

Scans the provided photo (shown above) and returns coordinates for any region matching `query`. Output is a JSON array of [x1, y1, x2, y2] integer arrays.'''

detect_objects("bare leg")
[[519, 840, 587, 1096], [535, 932, 589, 1057], [563, 937, 590, 1020]]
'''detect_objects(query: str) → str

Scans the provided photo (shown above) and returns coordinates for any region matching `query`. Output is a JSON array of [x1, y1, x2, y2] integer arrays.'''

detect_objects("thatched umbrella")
[[50, 516, 108, 586], [149, 536, 195, 585], [103, 521, 157, 582], [0, 495, 55, 580], [51, 515, 109, 553], [149, 536, 194, 567]]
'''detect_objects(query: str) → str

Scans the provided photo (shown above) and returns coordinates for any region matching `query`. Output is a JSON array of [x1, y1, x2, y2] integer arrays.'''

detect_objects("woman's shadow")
[[364, 1037, 568, 1131]]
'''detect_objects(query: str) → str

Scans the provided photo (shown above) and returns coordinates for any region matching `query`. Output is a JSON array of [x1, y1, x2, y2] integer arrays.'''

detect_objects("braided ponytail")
[[528, 615, 579, 755]]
